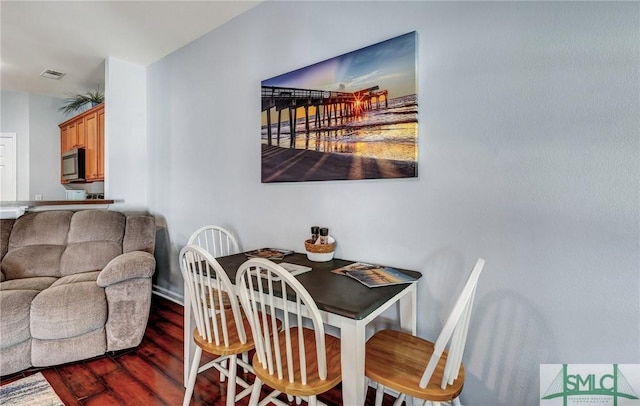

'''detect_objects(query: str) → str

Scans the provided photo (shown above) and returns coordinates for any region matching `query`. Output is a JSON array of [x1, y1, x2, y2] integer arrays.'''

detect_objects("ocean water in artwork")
[[261, 94, 417, 162]]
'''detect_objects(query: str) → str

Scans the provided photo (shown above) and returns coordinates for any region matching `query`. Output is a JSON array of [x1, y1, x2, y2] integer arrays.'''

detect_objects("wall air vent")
[[40, 69, 65, 80]]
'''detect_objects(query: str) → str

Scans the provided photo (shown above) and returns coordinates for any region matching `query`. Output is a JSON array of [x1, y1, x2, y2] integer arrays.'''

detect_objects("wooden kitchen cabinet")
[[97, 108, 105, 179], [85, 107, 104, 181], [60, 120, 84, 152], [59, 103, 104, 183]]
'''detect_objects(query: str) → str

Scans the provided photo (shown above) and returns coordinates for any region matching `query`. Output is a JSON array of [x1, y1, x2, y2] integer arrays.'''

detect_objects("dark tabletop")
[[216, 252, 422, 321]]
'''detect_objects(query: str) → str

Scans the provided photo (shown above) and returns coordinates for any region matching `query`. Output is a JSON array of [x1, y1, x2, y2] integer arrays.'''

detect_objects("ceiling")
[[0, 0, 261, 98]]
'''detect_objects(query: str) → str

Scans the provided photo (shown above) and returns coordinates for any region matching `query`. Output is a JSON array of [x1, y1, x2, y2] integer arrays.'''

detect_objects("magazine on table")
[[332, 262, 416, 288], [278, 262, 312, 277], [258, 262, 312, 281], [245, 248, 293, 260]]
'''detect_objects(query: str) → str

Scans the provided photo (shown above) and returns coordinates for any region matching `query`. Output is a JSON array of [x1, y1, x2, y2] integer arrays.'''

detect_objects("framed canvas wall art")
[[261, 31, 418, 183]]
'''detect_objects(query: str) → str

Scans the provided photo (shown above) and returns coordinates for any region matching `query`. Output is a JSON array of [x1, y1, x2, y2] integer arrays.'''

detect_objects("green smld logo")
[[542, 364, 639, 406]]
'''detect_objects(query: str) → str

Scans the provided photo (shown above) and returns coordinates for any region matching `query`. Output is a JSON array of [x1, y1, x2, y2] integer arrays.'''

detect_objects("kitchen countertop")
[[1, 199, 114, 207], [0, 200, 117, 219]]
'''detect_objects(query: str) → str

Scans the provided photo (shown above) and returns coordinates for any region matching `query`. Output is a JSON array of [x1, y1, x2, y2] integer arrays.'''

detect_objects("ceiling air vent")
[[40, 69, 65, 80]]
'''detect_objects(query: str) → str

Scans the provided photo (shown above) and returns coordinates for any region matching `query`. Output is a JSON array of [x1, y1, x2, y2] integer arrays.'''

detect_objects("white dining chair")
[[179, 244, 254, 406], [187, 225, 242, 381], [188, 225, 241, 258], [365, 258, 485, 406], [235, 258, 342, 406]]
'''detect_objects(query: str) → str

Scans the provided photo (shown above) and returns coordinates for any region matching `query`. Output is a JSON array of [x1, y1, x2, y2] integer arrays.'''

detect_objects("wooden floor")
[[0, 295, 394, 405]]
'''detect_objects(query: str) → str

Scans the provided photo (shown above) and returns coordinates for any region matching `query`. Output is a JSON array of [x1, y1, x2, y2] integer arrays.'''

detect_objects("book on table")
[[332, 262, 417, 288]]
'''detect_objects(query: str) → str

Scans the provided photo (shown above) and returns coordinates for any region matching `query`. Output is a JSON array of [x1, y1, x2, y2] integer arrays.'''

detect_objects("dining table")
[[183, 250, 422, 406]]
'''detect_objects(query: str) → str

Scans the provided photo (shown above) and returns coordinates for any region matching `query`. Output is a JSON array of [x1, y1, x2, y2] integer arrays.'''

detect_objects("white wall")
[[146, 2, 639, 404], [0, 90, 66, 200], [29, 95, 67, 200], [104, 56, 148, 211]]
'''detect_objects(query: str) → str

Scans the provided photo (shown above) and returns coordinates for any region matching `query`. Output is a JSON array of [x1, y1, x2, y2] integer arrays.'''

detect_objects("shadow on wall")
[[152, 215, 182, 303], [366, 248, 469, 337], [464, 290, 558, 406], [415, 248, 472, 338]]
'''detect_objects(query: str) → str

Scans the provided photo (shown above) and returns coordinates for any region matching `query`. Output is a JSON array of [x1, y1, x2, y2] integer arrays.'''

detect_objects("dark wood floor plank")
[[154, 319, 185, 342], [56, 362, 106, 400], [40, 369, 83, 406], [153, 305, 184, 327], [102, 368, 165, 406], [84, 390, 125, 406], [136, 338, 184, 385], [85, 355, 120, 377], [184, 352, 235, 404], [144, 324, 185, 360], [116, 352, 184, 406]]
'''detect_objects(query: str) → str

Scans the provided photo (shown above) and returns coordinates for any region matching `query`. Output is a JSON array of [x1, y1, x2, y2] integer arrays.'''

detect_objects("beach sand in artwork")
[[261, 144, 417, 183]]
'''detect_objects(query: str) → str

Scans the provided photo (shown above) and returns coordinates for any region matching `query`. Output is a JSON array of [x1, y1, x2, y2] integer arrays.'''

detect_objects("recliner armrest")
[[97, 251, 156, 287]]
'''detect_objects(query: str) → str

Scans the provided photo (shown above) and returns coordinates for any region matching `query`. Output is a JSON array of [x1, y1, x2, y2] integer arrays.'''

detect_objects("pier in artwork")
[[261, 85, 389, 148]]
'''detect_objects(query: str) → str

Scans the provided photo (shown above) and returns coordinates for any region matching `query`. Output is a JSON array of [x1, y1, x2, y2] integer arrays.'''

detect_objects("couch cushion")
[[124, 215, 156, 254], [0, 290, 34, 348], [67, 210, 126, 243], [0, 218, 12, 282], [32, 327, 105, 368], [50, 271, 101, 286], [31, 271, 106, 340], [60, 242, 122, 276], [0, 277, 58, 292], [8, 211, 72, 247], [0, 277, 57, 348], [1, 211, 72, 279], [0, 340, 31, 376], [0, 218, 15, 261], [1, 246, 66, 279], [59, 211, 126, 276]]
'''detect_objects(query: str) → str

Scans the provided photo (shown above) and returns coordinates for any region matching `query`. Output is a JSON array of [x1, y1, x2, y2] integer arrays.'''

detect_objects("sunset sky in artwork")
[[262, 32, 416, 99]]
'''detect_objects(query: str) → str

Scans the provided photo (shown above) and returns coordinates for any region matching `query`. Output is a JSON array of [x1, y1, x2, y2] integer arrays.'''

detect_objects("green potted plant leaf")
[[59, 88, 104, 115]]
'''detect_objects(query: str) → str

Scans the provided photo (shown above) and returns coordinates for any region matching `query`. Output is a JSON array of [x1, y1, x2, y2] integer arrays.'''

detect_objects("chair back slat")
[[281, 279, 295, 381], [249, 267, 274, 372], [444, 287, 474, 386], [297, 298, 307, 384], [180, 244, 247, 347], [236, 258, 328, 386], [419, 258, 485, 389], [265, 273, 284, 380], [188, 225, 241, 258]]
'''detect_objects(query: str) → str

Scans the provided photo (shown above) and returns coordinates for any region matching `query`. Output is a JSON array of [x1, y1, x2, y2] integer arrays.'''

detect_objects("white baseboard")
[[152, 284, 183, 306]]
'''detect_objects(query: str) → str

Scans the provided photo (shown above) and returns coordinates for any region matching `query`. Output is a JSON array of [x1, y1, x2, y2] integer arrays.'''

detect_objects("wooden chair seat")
[[193, 310, 254, 356], [194, 310, 282, 356], [204, 289, 232, 309], [365, 329, 464, 402], [252, 327, 342, 397]]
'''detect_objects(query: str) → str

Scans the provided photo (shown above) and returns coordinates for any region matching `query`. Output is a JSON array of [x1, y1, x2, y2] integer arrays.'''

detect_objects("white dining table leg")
[[340, 319, 367, 406], [399, 283, 417, 335]]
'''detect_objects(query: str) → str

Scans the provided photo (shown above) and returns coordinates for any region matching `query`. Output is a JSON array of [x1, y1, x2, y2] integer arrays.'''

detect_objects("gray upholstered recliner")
[[0, 209, 156, 376]]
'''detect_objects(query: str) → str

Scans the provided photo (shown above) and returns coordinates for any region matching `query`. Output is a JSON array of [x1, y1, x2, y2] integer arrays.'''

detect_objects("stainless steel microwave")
[[61, 148, 85, 182]]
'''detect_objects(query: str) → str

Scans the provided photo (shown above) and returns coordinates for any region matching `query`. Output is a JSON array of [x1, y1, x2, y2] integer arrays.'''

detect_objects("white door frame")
[[0, 133, 17, 201]]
